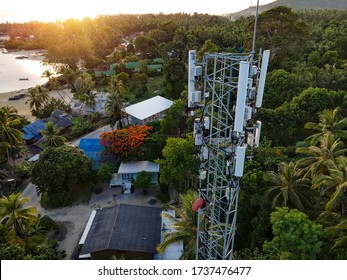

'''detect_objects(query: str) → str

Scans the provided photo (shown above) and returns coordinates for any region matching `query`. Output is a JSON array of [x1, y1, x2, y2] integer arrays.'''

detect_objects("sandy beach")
[[0, 49, 74, 121], [0, 88, 74, 122]]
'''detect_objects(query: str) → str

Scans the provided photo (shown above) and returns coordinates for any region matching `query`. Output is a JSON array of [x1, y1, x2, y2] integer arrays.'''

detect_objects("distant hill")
[[227, 0, 347, 19]]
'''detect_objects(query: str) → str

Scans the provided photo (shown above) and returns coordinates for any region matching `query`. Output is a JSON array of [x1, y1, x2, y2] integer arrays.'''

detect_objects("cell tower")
[[188, 47, 270, 259]]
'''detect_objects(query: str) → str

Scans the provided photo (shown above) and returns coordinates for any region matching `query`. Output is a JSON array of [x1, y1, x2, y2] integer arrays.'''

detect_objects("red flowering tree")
[[100, 125, 152, 159]]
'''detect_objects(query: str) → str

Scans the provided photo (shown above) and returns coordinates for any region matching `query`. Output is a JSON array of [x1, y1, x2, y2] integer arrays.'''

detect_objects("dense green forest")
[[1, 7, 347, 259]]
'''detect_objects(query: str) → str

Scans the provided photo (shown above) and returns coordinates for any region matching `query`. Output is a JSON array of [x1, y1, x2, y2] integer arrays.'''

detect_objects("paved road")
[[71, 124, 112, 146]]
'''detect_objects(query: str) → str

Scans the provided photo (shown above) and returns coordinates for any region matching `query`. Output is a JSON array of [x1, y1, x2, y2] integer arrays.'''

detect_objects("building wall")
[[121, 172, 158, 184], [129, 110, 167, 125]]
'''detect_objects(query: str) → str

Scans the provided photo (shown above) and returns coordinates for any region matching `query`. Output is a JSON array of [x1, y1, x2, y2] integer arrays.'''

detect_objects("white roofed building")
[[124, 95, 174, 124]]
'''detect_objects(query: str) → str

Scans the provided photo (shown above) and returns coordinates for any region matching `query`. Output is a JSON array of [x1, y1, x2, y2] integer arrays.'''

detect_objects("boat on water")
[[19, 78, 29, 81], [15, 55, 29, 59], [1, 48, 8, 53], [8, 93, 25, 101]]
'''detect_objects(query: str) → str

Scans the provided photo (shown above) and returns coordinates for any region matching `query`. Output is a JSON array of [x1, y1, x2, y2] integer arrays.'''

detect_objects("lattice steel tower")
[[188, 48, 270, 260]]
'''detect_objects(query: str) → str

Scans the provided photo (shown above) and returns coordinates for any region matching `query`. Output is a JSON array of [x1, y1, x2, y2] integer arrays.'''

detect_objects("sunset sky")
[[1, 0, 276, 23]]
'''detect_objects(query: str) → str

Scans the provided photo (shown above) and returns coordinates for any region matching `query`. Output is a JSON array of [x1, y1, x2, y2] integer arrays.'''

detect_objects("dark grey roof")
[[56, 117, 72, 129], [80, 204, 162, 255], [51, 110, 65, 118]]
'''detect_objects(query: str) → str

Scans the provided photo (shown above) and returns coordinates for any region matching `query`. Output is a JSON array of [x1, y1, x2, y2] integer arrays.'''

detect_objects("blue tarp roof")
[[78, 138, 103, 170], [79, 138, 103, 152], [22, 120, 46, 141]]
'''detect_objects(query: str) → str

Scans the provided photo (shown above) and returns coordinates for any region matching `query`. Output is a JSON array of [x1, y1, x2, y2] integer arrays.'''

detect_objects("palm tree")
[[74, 73, 94, 99], [109, 76, 126, 96], [296, 132, 347, 179], [43, 68, 73, 105], [304, 108, 347, 145], [41, 69, 53, 84], [156, 190, 201, 259], [0, 193, 37, 237], [40, 121, 66, 148], [313, 156, 347, 214], [26, 85, 50, 114], [325, 218, 347, 250], [83, 91, 96, 111], [106, 76, 127, 129], [264, 161, 314, 212], [57, 64, 77, 86], [105, 92, 125, 129], [1, 105, 21, 120], [0, 108, 23, 165]]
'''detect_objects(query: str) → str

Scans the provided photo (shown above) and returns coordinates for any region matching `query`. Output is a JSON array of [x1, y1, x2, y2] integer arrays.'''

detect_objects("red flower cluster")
[[100, 125, 152, 158]]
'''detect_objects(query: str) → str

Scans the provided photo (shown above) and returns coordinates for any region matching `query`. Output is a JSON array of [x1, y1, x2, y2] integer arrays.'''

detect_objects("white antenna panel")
[[202, 146, 208, 160], [251, 65, 258, 76], [256, 50, 270, 108], [248, 78, 253, 89], [204, 116, 210, 130], [200, 170, 207, 180], [226, 160, 232, 175], [189, 90, 201, 103], [254, 121, 262, 147], [193, 118, 201, 136], [234, 61, 250, 132], [234, 145, 246, 177], [244, 105, 253, 121], [188, 50, 197, 108], [247, 132, 254, 147], [195, 133, 203, 146], [194, 66, 202, 76]]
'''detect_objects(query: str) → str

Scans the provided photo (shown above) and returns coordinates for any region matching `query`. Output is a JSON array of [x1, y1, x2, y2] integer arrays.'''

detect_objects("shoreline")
[[0, 88, 74, 122], [5, 48, 47, 61]]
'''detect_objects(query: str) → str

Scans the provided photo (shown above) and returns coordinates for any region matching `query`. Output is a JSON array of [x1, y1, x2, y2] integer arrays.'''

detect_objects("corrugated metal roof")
[[80, 204, 162, 255], [124, 95, 173, 121], [22, 120, 46, 140], [118, 161, 159, 174]]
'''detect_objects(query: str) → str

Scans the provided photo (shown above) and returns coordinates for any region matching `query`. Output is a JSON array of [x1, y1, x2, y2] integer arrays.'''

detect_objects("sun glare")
[[2, 0, 277, 23]]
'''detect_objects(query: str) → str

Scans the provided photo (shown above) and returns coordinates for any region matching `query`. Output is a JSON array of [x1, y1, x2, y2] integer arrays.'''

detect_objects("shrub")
[[93, 185, 103, 194]]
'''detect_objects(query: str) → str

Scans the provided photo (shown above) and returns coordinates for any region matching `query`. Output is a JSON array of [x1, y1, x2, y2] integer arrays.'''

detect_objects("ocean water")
[[0, 51, 50, 94]]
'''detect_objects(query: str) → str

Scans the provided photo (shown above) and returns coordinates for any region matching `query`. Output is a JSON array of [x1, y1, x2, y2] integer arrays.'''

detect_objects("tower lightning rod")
[[250, 0, 260, 64]]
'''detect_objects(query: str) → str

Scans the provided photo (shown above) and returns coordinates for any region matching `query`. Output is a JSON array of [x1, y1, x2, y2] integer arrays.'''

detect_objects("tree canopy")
[[31, 146, 92, 207]]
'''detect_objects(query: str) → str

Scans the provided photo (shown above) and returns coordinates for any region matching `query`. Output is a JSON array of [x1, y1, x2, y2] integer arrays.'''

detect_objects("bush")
[[15, 161, 34, 179], [93, 185, 103, 194], [97, 163, 113, 182], [70, 117, 96, 138], [38, 215, 55, 231]]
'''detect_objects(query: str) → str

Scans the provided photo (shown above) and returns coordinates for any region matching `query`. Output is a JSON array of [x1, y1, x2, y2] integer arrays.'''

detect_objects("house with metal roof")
[[22, 119, 46, 141], [79, 204, 162, 260], [94, 63, 116, 77], [22, 110, 72, 143], [124, 95, 173, 125]]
